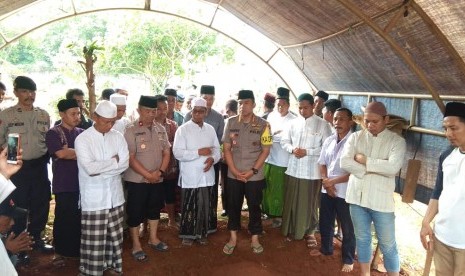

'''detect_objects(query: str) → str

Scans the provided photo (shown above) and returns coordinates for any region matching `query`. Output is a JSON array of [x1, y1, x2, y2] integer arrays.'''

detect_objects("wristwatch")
[[252, 168, 258, 174]]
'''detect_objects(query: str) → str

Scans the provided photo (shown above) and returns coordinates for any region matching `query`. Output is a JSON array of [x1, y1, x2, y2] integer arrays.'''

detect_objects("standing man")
[[184, 85, 225, 231], [281, 93, 332, 244], [340, 101, 406, 276], [420, 102, 465, 275], [176, 93, 185, 114], [313, 90, 329, 117], [322, 99, 342, 127], [0, 76, 53, 254], [261, 92, 276, 120], [54, 88, 93, 129], [310, 108, 356, 273], [46, 99, 84, 264], [124, 96, 171, 262], [222, 90, 271, 255], [154, 95, 179, 228], [75, 101, 129, 276], [110, 93, 131, 134], [164, 88, 184, 126], [262, 87, 296, 228], [173, 98, 221, 246]]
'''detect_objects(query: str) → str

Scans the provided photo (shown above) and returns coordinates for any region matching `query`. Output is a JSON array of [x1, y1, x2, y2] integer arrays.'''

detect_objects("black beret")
[[101, 88, 115, 100], [138, 95, 157, 109], [315, 90, 329, 101], [297, 93, 314, 104], [14, 76, 36, 91], [0, 197, 27, 220], [444, 102, 465, 119], [164, 88, 177, 97], [57, 99, 79, 112], [276, 87, 290, 99], [200, 85, 215, 95], [238, 90, 254, 100]]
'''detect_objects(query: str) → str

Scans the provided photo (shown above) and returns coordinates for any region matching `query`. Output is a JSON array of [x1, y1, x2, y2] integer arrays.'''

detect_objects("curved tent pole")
[[335, 0, 446, 114]]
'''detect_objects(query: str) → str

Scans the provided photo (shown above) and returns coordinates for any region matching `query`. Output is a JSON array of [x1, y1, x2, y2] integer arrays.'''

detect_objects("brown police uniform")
[[123, 121, 171, 227], [0, 104, 51, 240], [222, 114, 271, 234]]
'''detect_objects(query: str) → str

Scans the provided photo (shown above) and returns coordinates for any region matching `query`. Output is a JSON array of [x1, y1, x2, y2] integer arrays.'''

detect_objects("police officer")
[[0, 76, 53, 255], [123, 95, 171, 261], [222, 90, 271, 255]]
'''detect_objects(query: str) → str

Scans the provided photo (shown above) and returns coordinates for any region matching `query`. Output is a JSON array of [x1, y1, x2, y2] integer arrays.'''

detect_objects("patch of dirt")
[[17, 214, 397, 276]]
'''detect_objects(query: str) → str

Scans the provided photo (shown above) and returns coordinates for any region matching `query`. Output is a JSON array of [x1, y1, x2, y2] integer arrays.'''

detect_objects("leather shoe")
[[33, 239, 54, 253], [16, 252, 30, 266]]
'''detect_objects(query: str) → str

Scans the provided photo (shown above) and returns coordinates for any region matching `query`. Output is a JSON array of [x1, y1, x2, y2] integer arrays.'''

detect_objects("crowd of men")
[[0, 75, 464, 275]]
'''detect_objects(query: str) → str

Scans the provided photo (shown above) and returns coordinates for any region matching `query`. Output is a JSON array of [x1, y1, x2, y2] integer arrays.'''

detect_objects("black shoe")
[[221, 210, 228, 217], [16, 252, 30, 267], [33, 239, 54, 253]]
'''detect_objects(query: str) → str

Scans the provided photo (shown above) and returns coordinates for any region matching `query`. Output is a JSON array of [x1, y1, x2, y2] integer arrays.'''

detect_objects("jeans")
[[349, 204, 400, 273]]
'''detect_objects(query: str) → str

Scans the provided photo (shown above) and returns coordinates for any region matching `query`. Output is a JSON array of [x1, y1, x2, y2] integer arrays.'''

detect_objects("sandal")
[[131, 250, 148, 262], [223, 243, 236, 255], [182, 238, 194, 246], [306, 235, 318, 248], [251, 244, 264, 254], [51, 255, 66, 267], [197, 238, 208, 246], [148, 241, 169, 252]]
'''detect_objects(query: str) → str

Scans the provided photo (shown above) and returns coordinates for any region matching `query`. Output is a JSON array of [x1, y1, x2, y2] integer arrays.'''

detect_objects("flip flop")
[[131, 250, 148, 262], [223, 243, 236, 255], [197, 238, 209, 246], [251, 244, 264, 254], [148, 241, 169, 252]]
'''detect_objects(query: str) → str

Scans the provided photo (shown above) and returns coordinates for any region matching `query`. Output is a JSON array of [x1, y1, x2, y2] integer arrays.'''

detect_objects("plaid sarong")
[[79, 205, 124, 276]]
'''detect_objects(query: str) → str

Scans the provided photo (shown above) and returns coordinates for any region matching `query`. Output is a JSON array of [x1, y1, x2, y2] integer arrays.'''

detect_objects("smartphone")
[[7, 133, 20, 164]]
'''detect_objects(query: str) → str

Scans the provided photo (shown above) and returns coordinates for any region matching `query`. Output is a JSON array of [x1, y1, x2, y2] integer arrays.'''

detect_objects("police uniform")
[[123, 120, 171, 227], [0, 104, 51, 241], [222, 113, 272, 235]]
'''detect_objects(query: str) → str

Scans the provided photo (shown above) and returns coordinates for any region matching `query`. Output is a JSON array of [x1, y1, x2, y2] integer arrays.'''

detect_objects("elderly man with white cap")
[[173, 98, 221, 246], [75, 100, 129, 276], [110, 93, 131, 134], [340, 101, 406, 276]]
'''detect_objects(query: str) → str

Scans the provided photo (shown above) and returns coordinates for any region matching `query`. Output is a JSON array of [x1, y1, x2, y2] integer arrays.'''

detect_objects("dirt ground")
[[16, 212, 400, 276]]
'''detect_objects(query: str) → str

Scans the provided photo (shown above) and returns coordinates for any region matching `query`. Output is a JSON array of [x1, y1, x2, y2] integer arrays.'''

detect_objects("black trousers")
[[10, 155, 51, 240], [226, 178, 265, 235], [126, 181, 164, 227], [220, 162, 229, 212], [53, 192, 81, 257], [319, 193, 356, 264]]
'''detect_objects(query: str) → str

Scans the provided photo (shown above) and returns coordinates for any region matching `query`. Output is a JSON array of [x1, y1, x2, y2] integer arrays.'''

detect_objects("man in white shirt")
[[110, 93, 131, 134], [420, 102, 465, 275], [262, 87, 296, 228], [281, 93, 332, 244], [340, 101, 406, 276], [173, 98, 221, 246], [75, 101, 129, 276]]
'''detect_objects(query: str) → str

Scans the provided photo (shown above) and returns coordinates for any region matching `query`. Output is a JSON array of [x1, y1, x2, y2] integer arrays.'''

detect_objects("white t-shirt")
[[435, 148, 465, 249]]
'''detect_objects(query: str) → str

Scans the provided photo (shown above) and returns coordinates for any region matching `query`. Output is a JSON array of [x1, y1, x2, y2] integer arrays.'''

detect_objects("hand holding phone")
[[7, 133, 20, 164]]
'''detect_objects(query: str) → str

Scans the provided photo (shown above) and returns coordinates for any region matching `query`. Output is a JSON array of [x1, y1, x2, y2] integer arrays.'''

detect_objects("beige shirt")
[[123, 121, 171, 183], [340, 128, 406, 212], [0, 104, 50, 160], [222, 115, 269, 181]]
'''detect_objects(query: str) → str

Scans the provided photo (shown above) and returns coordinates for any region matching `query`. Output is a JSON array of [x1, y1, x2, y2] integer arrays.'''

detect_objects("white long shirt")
[[112, 117, 131, 134], [265, 111, 296, 167], [75, 127, 129, 212], [281, 115, 332, 179], [0, 174, 17, 276], [340, 128, 406, 212], [173, 120, 221, 189]]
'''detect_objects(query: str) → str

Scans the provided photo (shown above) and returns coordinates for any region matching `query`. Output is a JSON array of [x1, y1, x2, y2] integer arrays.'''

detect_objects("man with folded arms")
[[75, 101, 129, 276], [173, 98, 221, 246]]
